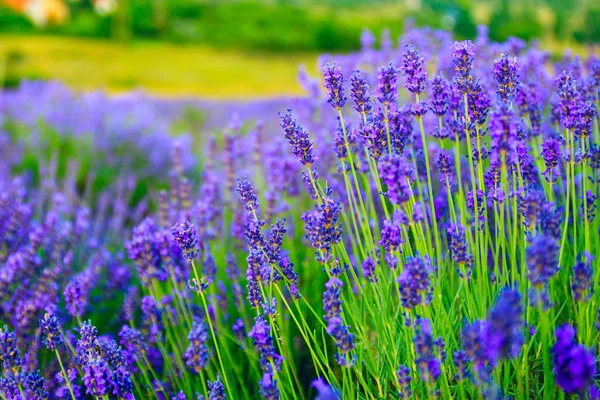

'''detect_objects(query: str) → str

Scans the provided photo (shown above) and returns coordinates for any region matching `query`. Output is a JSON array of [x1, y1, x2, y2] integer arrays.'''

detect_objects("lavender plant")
[[0, 23, 599, 400]]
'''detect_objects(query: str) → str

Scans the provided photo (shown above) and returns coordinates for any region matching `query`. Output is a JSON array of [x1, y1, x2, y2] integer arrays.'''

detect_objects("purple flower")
[[378, 153, 415, 205], [527, 234, 560, 288], [249, 316, 282, 372], [541, 137, 562, 181], [468, 80, 492, 126], [447, 224, 468, 264], [258, 373, 279, 400], [492, 54, 520, 103], [396, 365, 412, 398], [489, 102, 518, 166], [482, 288, 524, 365], [540, 202, 562, 240], [409, 101, 429, 118], [437, 149, 454, 184], [452, 41, 475, 93], [556, 71, 582, 130], [574, 101, 596, 139], [237, 178, 260, 214], [323, 63, 346, 110], [453, 350, 469, 381], [428, 75, 450, 116], [377, 63, 400, 105], [380, 216, 404, 256], [83, 359, 111, 397], [322, 277, 355, 367], [171, 221, 200, 262], [311, 378, 340, 400], [39, 312, 62, 351], [397, 256, 432, 309], [350, 71, 373, 115], [184, 317, 210, 373], [400, 45, 427, 94], [302, 189, 343, 263], [572, 252, 594, 302], [279, 110, 315, 167], [581, 190, 597, 222], [362, 257, 378, 283], [413, 318, 442, 384], [553, 325, 597, 394], [207, 375, 226, 400], [75, 321, 101, 365], [0, 325, 22, 370]]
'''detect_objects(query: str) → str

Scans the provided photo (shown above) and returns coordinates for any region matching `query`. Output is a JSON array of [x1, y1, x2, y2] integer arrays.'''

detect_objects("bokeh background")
[[0, 0, 598, 98]]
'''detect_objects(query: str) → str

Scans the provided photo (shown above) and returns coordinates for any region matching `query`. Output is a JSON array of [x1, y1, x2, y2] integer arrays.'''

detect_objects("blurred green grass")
[[0, 35, 319, 98]]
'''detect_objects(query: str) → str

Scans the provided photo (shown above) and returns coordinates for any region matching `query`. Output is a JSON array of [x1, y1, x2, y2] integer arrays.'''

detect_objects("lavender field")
[[0, 24, 599, 400]]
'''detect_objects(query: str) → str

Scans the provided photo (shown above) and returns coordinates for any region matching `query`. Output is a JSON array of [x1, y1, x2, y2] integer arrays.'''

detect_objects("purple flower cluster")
[[322, 276, 355, 367]]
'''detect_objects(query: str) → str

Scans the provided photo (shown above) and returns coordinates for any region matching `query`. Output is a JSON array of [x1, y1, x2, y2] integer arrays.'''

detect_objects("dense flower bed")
[[0, 24, 599, 399]]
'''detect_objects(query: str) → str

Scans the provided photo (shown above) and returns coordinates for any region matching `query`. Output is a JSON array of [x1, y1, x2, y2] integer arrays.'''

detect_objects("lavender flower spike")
[[401, 44, 427, 94], [323, 63, 347, 110], [172, 221, 200, 262]]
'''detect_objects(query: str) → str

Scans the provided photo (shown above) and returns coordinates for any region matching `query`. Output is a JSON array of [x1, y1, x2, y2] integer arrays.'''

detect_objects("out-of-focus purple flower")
[[378, 153, 415, 205], [493, 54, 520, 103], [517, 189, 545, 229], [232, 319, 245, 343], [413, 318, 442, 384], [552, 325, 597, 395], [428, 75, 450, 116], [258, 373, 279, 400], [171, 221, 200, 262], [447, 224, 468, 264], [39, 312, 62, 351], [540, 202, 562, 240], [527, 234, 560, 288], [437, 149, 454, 185], [323, 63, 347, 110], [362, 257, 378, 283], [452, 41, 475, 93], [581, 190, 597, 223], [482, 288, 523, 365], [350, 71, 373, 115], [397, 256, 432, 309], [249, 315, 282, 372], [377, 63, 401, 105], [184, 317, 210, 373], [380, 216, 404, 256], [311, 378, 340, 400], [400, 45, 427, 94], [396, 365, 412, 398], [322, 277, 355, 367], [541, 137, 562, 182], [279, 110, 315, 167], [572, 252, 594, 302], [527, 234, 560, 309], [489, 102, 518, 166], [0, 325, 22, 370], [453, 350, 469, 381], [574, 101, 596, 139]]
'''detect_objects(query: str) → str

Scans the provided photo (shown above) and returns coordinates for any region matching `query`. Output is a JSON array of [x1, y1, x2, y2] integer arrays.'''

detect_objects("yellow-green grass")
[[0, 35, 319, 99]]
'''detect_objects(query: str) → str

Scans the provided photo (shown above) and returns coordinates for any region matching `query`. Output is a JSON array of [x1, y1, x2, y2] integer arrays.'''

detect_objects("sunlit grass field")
[[0, 35, 319, 98]]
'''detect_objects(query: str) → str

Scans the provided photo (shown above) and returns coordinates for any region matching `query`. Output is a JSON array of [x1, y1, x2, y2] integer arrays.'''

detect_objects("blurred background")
[[0, 0, 598, 98]]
